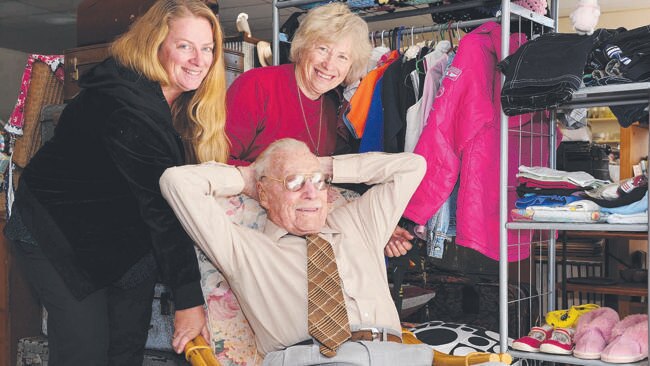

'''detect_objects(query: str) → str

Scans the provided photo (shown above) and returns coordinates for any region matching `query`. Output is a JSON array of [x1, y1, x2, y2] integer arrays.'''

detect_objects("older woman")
[[225, 3, 370, 164], [226, 3, 412, 257], [3, 0, 227, 363]]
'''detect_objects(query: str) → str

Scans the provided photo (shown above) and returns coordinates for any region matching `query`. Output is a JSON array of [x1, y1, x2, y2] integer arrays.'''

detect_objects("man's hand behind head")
[[237, 164, 259, 200]]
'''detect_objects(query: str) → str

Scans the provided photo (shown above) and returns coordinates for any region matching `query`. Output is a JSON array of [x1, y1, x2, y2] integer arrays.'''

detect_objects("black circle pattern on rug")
[[410, 321, 504, 355]]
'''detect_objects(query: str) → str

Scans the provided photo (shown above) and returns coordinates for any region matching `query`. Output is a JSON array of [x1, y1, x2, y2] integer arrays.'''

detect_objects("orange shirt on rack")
[[346, 50, 399, 138]]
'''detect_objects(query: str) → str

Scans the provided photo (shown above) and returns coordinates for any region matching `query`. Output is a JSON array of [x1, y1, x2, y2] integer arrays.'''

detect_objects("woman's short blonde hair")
[[290, 3, 372, 85], [110, 0, 228, 164]]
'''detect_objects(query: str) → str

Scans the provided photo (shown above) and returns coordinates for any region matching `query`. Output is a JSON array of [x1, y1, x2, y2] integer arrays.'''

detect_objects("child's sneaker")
[[539, 327, 575, 355], [512, 324, 553, 352]]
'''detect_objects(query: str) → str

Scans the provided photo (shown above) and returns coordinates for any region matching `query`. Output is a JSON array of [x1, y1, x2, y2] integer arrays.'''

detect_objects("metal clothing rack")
[[368, 17, 500, 41], [271, 0, 554, 65]]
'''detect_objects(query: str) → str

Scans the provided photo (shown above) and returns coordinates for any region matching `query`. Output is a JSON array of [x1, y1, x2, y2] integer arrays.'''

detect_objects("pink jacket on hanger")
[[404, 22, 543, 261]]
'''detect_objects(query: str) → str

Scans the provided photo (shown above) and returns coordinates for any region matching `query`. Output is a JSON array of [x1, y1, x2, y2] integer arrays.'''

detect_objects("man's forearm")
[[160, 163, 245, 275], [332, 152, 426, 186], [236, 165, 258, 199]]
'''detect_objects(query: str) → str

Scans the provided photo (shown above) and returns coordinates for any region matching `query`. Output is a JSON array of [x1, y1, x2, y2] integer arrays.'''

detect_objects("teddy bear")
[[570, 0, 601, 35]]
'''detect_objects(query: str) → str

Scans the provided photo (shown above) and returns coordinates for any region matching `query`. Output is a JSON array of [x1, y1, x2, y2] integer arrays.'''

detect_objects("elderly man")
[[160, 138, 433, 365]]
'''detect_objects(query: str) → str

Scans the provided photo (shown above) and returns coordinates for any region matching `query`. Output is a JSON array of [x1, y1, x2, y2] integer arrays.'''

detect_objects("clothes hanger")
[[415, 27, 429, 74], [396, 27, 404, 52], [393, 26, 403, 52], [428, 25, 437, 48], [416, 25, 428, 48], [446, 21, 455, 50], [373, 29, 390, 55], [404, 26, 421, 61], [416, 26, 430, 59], [454, 21, 461, 52]]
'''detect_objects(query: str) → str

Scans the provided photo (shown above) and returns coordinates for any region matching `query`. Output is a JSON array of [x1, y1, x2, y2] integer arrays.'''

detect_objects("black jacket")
[[12, 58, 203, 308]]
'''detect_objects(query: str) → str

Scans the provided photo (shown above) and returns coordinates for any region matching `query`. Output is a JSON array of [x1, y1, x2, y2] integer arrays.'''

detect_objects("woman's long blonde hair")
[[110, 0, 228, 163]]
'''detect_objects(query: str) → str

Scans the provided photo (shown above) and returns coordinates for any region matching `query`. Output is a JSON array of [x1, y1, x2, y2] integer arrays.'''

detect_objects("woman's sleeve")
[[225, 72, 267, 166], [102, 108, 203, 310]]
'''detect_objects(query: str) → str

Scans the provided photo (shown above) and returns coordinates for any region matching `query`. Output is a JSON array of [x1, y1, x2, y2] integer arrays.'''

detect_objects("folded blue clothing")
[[601, 192, 648, 215], [515, 194, 581, 209]]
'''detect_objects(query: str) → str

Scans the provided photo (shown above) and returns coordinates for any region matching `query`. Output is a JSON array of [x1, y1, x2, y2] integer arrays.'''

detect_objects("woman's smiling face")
[[159, 15, 215, 104], [296, 35, 354, 100]]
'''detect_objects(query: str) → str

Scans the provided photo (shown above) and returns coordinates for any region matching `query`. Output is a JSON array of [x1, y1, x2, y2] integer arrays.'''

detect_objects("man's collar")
[[263, 220, 339, 242]]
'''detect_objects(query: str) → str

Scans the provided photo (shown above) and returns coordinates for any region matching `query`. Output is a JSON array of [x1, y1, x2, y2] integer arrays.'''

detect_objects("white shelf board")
[[510, 350, 648, 366], [507, 222, 648, 232], [560, 82, 650, 109]]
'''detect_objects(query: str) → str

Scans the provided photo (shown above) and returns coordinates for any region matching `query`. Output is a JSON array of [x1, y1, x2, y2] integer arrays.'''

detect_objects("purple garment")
[[420, 54, 449, 129]]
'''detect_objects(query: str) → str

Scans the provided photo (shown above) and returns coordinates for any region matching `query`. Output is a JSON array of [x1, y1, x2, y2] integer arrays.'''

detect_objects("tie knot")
[[306, 234, 323, 245]]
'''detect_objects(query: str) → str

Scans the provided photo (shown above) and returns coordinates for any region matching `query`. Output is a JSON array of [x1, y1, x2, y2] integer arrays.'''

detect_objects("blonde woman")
[[4, 0, 227, 363]]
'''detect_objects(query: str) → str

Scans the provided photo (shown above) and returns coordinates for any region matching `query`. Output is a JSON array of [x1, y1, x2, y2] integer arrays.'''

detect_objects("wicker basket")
[[11, 60, 64, 192], [13, 61, 64, 169]]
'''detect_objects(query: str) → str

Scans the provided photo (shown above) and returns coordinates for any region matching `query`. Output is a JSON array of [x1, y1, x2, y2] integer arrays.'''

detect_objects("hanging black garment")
[[382, 56, 417, 153]]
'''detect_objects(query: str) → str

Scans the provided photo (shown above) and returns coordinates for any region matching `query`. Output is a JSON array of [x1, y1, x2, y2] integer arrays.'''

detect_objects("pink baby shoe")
[[512, 324, 553, 352], [573, 307, 620, 359], [601, 314, 648, 363], [539, 327, 575, 355]]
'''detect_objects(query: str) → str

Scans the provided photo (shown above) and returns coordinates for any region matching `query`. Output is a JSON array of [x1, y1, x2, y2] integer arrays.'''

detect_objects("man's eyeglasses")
[[262, 173, 332, 192]]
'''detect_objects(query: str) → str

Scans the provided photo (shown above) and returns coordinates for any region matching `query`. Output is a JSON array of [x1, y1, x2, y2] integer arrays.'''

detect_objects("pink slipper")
[[512, 324, 553, 352], [601, 314, 648, 363], [573, 307, 619, 359]]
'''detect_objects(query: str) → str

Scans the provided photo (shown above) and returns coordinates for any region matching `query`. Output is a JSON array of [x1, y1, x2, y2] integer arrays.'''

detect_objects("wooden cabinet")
[[63, 43, 110, 101], [0, 221, 6, 366], [619, 123, 649, 180], [0, 220, 41, 366], [588, 116, 649, 181]]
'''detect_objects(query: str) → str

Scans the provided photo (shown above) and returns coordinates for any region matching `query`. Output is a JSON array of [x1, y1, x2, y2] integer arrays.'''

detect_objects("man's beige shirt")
[[160, 152, 426, 355]]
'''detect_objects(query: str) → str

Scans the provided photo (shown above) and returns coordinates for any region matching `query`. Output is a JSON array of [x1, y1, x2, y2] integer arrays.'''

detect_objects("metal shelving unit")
[[499, 69, 650, 364]]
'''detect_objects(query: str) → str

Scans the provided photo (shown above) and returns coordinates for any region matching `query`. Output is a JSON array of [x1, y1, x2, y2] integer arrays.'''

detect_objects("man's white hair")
[[254, 138, 312, 180]]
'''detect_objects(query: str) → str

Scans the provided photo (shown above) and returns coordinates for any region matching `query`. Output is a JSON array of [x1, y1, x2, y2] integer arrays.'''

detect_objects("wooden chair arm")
[[184, 335, 221, 366], [433, 350, 512, 366]]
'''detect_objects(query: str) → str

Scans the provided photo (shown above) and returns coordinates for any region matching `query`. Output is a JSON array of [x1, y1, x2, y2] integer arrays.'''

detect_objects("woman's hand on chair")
[[173, 305, 210, 354]]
